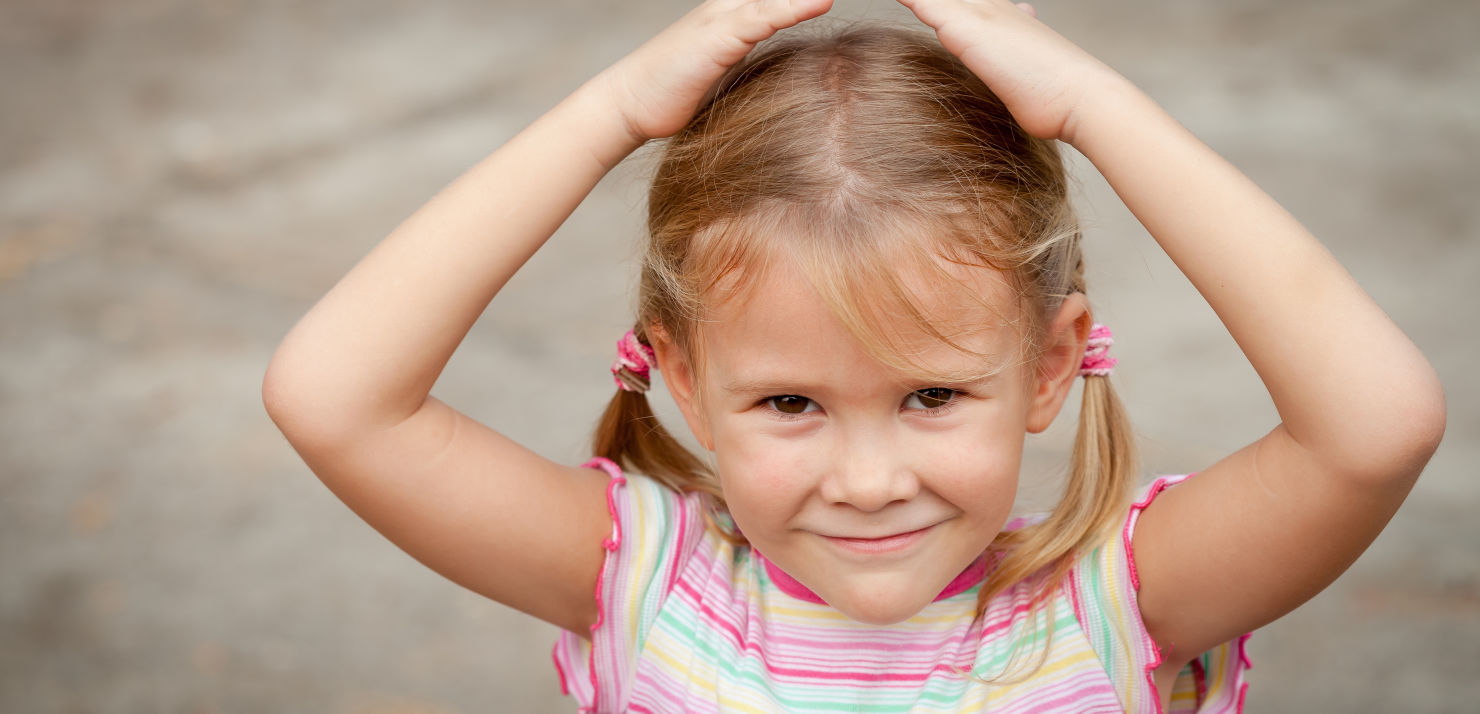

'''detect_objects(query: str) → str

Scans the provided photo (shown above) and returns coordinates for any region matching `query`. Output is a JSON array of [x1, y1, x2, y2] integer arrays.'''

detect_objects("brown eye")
[[768, 395, 814, 415], [908, 388, 956, 410]]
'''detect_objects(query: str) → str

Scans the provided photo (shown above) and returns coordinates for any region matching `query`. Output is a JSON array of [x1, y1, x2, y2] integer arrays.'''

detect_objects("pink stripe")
[[1010, 677, 1120, 713], [760, 550, 988, 604], [1123, 473, 1193, 714], [632, 668, 693, 713], [977, 598, 1038, 640], [745, 648, 975, 672], [941, 656, 1118, 713], [746, 642, 974, 670], [551, 641, 570, 695], [1143, 635, 1166, 714], [664, 489, 690, 596], [673, 575, 752, 649], [1232, 632, 1254, 713], [758, 552, 825, 604], [1123, 474, 1189, 592], [1066, 574, 1086, 637], [579, 457, 628, 714], [762, 660, 979, 684]]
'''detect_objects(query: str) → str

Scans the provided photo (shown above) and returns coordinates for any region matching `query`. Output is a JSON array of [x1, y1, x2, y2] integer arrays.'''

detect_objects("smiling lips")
[[823, 524, 936, 554]]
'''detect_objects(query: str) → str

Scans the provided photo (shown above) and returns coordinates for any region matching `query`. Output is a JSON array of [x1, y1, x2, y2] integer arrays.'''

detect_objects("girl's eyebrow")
[[720, 378, 823, 396], [721, 373, 996, 396]]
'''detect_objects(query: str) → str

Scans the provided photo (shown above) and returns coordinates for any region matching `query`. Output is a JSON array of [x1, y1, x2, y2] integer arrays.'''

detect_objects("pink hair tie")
[[611, 330, 657, 393], [1079, 323, 1118, 377]]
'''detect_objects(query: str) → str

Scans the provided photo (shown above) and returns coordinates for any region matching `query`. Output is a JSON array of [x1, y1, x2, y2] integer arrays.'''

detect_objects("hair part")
[[591, 21, 1137, 677]]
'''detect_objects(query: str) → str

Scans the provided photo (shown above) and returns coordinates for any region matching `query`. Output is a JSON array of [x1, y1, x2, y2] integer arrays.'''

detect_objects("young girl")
[[262, 0, 1446, 711]]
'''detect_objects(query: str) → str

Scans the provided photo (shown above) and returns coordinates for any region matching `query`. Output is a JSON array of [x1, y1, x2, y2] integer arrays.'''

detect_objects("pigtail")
[[592, 329, 721, 503], [965, 371, 1136, 683], [1067, 374, 1139, 543], [969, 233, 1138, 680], [1014, 372, 1138, 568], [593, 387, 711, 497]]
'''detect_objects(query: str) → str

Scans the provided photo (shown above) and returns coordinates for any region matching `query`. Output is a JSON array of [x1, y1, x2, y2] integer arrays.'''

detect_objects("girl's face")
[[658, 258, 1087, 625]]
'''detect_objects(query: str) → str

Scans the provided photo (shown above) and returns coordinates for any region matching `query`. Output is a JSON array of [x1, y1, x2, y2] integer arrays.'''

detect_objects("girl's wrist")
[[1060, 74, 1166, 154], [565, 72, 652, 171]]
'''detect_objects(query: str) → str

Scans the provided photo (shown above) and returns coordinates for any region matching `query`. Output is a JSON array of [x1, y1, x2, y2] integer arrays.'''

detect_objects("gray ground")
[[2, 0, 1476, 711]]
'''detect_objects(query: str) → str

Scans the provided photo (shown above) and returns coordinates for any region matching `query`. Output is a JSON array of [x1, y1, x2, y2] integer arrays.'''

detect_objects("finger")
[[1015, 3, 1037, 18], [732, 0, 833, 44]]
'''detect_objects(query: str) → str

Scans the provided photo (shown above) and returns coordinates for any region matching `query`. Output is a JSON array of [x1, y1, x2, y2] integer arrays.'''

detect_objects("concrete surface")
[[1, 0, 1476, 711]]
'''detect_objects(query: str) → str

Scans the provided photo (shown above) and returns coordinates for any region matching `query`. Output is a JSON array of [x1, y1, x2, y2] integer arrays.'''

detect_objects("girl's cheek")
[[929, 431, 1022, 492], [741, 443, 813, 490], [717, 426, 820, 499]]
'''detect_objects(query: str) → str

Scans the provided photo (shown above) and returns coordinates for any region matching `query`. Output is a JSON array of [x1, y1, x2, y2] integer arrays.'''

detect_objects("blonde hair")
[[593, 22, 1136, 651]]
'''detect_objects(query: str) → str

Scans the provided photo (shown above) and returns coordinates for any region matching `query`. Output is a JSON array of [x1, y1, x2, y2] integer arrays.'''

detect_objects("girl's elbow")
[[261, 352, 336, 446], [262, 359, 310, 445], [1397, 360, 1447, 463], [1402, 380, 1447, 472], [1310, 372, 1446, 488], [261, 350, 305, 427], [1354, 376, 1446, 487]]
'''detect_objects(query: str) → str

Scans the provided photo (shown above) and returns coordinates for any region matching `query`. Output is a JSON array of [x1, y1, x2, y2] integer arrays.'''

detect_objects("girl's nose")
[[819, 430, 920, 512]]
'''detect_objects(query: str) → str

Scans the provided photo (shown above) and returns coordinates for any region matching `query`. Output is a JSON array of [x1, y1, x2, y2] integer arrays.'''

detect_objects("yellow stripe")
[[714, 691, 777, 714], [762, 603, 853, 621], [625, 490, 654, 646], [985, 647, 1105, 706], [1100, 537, 1147, 709], [645, 634, 718, 694], [990, 645, 1101, 690], [1206, 642, 1229, 699]]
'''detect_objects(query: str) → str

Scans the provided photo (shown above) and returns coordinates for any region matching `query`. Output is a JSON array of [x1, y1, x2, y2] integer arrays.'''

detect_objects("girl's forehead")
[[695, 255, 1026, 382], [714, 254, 1015, 318]]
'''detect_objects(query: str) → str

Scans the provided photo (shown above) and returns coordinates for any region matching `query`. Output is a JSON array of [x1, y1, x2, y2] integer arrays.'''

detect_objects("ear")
[[648, 325, 714, 451], [1025, 294, 1093, 434]]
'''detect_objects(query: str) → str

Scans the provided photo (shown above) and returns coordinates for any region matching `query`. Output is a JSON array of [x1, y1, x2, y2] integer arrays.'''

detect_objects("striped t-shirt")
[[553, 461, 1250, 713]]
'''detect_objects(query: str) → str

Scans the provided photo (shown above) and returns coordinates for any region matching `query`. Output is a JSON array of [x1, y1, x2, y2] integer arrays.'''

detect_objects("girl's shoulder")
[[1064, 472, 1252, 713], [551, 460, 736, 710], [574, 457, 715, 572]]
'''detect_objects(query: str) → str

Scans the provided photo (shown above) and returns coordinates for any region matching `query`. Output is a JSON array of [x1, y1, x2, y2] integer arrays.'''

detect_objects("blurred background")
[[1, 0, 1476, 711]]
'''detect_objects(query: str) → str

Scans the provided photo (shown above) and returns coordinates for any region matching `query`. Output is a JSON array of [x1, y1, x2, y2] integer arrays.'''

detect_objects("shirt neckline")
[[757, 551, 989, 605]]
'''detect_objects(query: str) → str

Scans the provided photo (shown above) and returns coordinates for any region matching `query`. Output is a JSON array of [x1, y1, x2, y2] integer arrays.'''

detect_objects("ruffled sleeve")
[[1068, 474, 1252, 714], [550, 458, 707, 713]]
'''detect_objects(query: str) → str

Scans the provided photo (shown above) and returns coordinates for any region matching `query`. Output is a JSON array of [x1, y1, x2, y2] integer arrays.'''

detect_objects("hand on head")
[[600, 0, 1128, 150], [598, 0, 835, 144], [892, 0, 1124, 142]]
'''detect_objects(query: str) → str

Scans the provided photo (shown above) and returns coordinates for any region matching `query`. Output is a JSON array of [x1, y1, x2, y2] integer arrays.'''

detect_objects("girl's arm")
[[262, 0, 834, 634], [899, 0, 1445, 669], [1069, 79, 1444, 666]]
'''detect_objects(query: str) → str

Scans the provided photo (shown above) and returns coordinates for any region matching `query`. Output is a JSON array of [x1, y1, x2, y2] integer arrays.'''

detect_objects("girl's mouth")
[[823, 524, 935, 555]]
